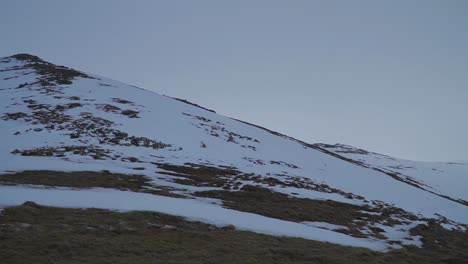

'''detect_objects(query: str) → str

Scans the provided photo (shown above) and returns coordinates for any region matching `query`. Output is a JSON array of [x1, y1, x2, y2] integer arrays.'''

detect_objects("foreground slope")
[[2, 203, 467, 264], [0, 54, 467, 252]]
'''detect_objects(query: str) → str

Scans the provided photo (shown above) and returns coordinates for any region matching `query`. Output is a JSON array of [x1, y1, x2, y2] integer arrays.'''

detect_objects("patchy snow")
[[0, 185, 397, 251], [373, 221, 425, 247], [301, 221, 349, 231], [1, 56, 468, 223], [271, 185, 367, 206], [441, 222, 467, 232], [358, 210, 382, 216], [1, 55, 467, 250]]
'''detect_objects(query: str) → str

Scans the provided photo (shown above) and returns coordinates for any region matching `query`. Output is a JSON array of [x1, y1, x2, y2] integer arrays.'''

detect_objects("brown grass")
[[0, 170, 415, 240], [0, 203, 467, 264], [195, 185, 416, 239], [0, 170, 183, 198], [155, 162, 240, 188]]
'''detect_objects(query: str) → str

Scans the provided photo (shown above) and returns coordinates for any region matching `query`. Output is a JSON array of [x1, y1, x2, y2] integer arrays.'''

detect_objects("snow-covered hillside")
[[315, 144, 468, 205], [1, 54, 467, 252]]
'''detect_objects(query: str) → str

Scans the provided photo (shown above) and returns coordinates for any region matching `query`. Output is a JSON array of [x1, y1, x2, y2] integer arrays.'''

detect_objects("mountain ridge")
[[1, 53, 467, 253]]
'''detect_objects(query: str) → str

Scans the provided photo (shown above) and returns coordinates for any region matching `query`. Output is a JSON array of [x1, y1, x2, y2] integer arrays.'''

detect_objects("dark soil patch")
[[3, 105, 171, 151], [120, 109, 140, 118], [55, 103, 83, 111], [0, 170, 148, 190], [96, 104, 121, 113], [11, 146, 112, 160], [2, 112, 27, 120], [154, 163, 364, 201], [0, 170, 182, 198], [112, 98, 134, 105], [155, 162, 241, 188]]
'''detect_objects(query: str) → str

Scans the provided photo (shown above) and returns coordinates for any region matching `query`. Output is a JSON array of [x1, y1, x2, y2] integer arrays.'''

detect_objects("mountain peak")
[[2, 53, 46, 64], [1, 53, 93, 86], [11, 53, 43, 62]]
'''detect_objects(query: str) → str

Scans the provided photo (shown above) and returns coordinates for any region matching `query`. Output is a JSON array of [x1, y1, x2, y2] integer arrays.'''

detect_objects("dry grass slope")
[[0, 203, 467, 264]]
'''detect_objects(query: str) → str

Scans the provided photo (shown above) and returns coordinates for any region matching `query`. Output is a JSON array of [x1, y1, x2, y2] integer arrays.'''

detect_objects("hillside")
[[0, 54, 467, 263]]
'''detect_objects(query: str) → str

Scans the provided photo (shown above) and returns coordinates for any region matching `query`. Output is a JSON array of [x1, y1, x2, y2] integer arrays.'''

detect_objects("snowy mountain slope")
[[1, 54, 467, 251], [315, 144, 468, 205]]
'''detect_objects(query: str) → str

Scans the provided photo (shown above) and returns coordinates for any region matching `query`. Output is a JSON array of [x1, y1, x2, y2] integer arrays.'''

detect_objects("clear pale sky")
[[1, 0, 467, 162]]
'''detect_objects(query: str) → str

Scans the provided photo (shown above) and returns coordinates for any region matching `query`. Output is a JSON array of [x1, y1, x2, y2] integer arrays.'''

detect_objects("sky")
[[1, 0, 467, 162]]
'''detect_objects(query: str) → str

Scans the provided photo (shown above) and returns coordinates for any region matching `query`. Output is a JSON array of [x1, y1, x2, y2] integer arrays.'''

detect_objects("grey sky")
[[1, 0, 467, 161]]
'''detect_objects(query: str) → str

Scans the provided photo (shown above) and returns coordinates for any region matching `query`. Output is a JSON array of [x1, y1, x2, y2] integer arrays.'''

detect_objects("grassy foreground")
[[1, 203, 467, 264]]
